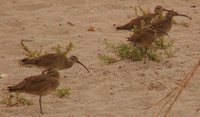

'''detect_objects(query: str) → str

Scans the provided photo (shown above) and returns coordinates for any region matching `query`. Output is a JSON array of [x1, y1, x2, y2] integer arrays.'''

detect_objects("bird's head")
[[166, 10, 192, 20], [154, 6, 169, 15], [69, 55, 90, 73]]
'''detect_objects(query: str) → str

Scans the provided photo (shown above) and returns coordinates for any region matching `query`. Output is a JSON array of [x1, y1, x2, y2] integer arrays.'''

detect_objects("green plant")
[[0, 91, 33, 106], [153, 38, 174, 49], [114, 42, 144, 61], [55, 88, 71, 98], [146, 49, 161, 62], [153, 38, 177, 58], [21, 40, 74, 59], [18, 96, 33, 106], [101, 39, 161, 62], [52, 42, 73, 55], [20, 40, 42, 58], [138, 6, 148, 15], [163, 47, 178, 58], [0, 92, 15, 106], [98, 54, 118, 64]]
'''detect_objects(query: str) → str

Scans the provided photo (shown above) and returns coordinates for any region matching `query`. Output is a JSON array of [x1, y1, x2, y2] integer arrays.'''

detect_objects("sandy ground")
[[0, 0, 200, 117]]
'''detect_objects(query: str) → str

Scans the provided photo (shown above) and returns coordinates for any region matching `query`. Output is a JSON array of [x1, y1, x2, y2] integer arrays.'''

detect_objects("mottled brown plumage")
[[127, 25, 168, 63], [8, 69, 60, 114], [116, 6, 169, 30], [151, 10, 192, 37], [127, 26, 157, 48], [21, 53, 89, 73]]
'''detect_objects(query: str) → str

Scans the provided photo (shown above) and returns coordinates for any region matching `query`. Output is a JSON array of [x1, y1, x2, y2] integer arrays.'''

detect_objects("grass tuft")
[[55, 88, 71, 98], [99, 38, 177, 63], [52, 42, 73, 55], [98, 54, 118, 64], [0, 91, 33, 106], [21, 40, 74, 59], [20, 40, 42, 58], [100, 39, 162, 63]]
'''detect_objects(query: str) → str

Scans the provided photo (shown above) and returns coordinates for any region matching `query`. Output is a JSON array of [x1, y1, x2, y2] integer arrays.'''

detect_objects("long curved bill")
[[76, 61, 90, 73], [163, 9, 171, 12], [177, 13, 192, 20], [164, 9, 192, 20]]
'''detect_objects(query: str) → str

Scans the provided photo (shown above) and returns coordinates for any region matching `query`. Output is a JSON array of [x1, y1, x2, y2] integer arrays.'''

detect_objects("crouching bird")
[[20, 53, 89, 73]]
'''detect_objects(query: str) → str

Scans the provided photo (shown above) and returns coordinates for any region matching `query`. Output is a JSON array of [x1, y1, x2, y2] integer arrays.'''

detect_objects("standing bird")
[[116, 6, 169, 30], [127, 25, 169, 63], [20, 54, 89, 73], [151, 10, 192, 37], [7, 69, 60, 114]]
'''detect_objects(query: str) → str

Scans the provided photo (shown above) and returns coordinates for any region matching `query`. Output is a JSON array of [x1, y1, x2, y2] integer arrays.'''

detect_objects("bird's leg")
[[15, 92, 20, 104], [144, 48, 148, 64], [39, 96, 43, 114], [139, 48, 147, 64], [160, 38, 164, 48]]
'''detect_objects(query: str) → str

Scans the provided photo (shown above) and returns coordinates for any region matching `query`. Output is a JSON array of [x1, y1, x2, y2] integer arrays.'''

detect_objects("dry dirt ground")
[[0, 0, 200, 117]]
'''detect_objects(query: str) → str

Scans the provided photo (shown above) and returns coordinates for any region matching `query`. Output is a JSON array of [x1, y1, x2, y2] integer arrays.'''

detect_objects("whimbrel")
[[127, 25, 168, 63], [7, 69, 60, 114], [21, 54, 89, 73], [116, 6, 169, 30], [151, 10, 192, 37]]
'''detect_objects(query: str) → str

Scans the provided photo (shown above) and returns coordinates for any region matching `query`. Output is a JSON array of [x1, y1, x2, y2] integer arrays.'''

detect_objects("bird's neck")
[[64, 59, 74, 69], [166, 16, 173, 21]]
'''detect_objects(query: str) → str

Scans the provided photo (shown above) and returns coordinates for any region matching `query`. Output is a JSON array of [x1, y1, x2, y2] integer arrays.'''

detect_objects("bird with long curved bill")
[[20, 54, 90, 73]]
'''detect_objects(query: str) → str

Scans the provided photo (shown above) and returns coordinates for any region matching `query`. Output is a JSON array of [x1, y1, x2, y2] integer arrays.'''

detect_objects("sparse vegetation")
[[153, 38, 173, 49], [52, 42, 73, 55], [17, 96, 33, 106], [99, 38, 177, 63], [55, 88, 71, 98], [20, 40, 42, 58], [99, 39, 163, 63], [138, 6, 150, 15], [98, 54, 118, 64], [153, 38, 178, 58], [21, 40, 74, 58], [0, 91, 33, 106]]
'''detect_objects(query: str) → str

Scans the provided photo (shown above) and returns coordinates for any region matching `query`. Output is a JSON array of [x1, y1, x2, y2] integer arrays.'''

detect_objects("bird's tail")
[[7, 86, 19, 92], [116, 26, 129, 30], [20, 58, 35, 65]]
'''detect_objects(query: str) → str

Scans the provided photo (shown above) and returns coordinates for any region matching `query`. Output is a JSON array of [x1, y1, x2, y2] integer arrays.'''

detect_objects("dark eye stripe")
[[71, 56, 78, 60]]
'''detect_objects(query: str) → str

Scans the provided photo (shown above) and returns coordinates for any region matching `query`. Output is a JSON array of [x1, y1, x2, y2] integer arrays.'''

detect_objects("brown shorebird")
[[127, 25, 168, 63], [20, 54, 89, 73], [151, 10, 192, 37], [7, 69, 60, 114], [116, 6, 169, 30]]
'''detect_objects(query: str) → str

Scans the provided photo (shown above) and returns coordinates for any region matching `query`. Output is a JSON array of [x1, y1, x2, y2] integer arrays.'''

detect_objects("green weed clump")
[[20, 40, 74, 59], [98, 54, 118, 64], [0, 91, 33, 106], [99, 39, 161, 64], [20, 40, 42, 58], [99, 38, 177, 64], [52, 42, 73, 55], [55, 88, 71, 98]]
